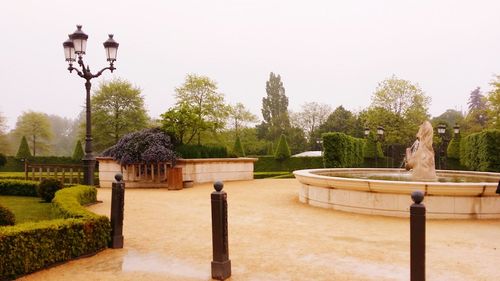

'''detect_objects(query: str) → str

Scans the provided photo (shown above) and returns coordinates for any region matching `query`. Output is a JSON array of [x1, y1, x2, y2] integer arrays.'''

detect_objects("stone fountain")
[[293, 121, 500, 219]]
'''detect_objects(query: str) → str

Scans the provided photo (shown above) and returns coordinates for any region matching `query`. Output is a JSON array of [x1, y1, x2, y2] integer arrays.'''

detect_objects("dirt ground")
[[19, 179, 500, 281]]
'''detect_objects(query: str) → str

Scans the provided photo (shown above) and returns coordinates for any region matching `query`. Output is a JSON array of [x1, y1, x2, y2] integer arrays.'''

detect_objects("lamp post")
[[437, 124, 446, 170], [453, 123, 460, 135], [63, 25, 119, 185], [316, 138, 323, 152], [376, 126, 384, 168], [364, 126, 384, 168]]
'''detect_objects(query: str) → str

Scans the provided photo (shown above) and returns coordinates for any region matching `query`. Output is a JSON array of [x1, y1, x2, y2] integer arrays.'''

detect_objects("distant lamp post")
[[364, 126, 384, 168], [63, 25, 119, 185], [364, 127, 370, 137], [437, 124, 446, 170], [316, 138, 323, 152], [453, 124, 460, 135]]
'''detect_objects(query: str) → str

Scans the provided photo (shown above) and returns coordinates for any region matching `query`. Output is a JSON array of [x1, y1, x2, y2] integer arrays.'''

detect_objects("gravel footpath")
[[19, 179, 500, 281]]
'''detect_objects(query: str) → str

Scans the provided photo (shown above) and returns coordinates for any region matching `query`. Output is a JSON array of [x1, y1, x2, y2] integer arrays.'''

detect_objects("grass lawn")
[[0, 172, 25, 180], [0, 196, 58, 224]]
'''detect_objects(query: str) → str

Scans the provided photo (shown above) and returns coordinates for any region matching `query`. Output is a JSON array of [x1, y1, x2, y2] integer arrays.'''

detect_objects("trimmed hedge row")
[[322, 133, 365, 168], [254, 156, 324, 172], [175, 144, 228, 159], [0, 179, 39, 197], [446, 134, 461, 160], [460, 129, 500, 172], [0, 156, 81, 172], [0, 184, 110, 280]]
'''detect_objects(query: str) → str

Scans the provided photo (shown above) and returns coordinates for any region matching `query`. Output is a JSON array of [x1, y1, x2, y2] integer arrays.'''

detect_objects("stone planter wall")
[[97, 157, 257, 188]]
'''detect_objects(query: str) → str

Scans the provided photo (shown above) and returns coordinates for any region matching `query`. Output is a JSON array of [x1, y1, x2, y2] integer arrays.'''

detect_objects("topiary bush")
[[323, 132, 365, 168], [0, 204, 15, 226], [37, 178, 64, 203], [16, 136, 32, 159], [0, 185, 110, 280], [72, 140, 84, 160], [274, 134, 291, 160], [447, 134, 461, 160], [233, 135, 245, 157], [460, 129, 500, 172], [175, 144, 228, 159], [0, 179, 39, 196]]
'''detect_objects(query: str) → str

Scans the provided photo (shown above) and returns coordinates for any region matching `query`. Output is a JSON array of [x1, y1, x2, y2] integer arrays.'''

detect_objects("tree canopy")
[[166, 74, 229, 145], [14, 111, 52, 156], [261, 72, 291, 141], [291, 102, 332, 143], [91, 78, 149, 152]]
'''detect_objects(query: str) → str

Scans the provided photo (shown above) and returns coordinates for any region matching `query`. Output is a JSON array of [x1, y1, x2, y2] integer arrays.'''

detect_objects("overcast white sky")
[[1, 0, 500, 130]]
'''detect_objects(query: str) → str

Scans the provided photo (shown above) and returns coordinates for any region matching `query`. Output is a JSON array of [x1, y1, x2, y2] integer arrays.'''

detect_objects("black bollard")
[[496, 180, 500, 194], [110, 173, 125, 249], [410, 191, 425, 281], [211, 181, 231, 280]]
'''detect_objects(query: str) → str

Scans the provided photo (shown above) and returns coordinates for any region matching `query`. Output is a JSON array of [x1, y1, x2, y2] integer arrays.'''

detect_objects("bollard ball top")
[[114, 173, 123, 182], [411, 190, 424, 204], [214, 181, 224, 192]]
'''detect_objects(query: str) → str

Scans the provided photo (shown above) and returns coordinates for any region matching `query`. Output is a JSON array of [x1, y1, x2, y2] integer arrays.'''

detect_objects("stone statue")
[[405, 121, 437, 181]]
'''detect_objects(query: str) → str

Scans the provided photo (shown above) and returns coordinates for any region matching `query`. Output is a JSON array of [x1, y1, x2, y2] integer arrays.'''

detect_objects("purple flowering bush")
[[102, 128, 177, 166]]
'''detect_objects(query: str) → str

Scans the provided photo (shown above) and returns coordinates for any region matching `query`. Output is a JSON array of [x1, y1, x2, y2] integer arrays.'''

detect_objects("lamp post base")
[[83, 158, 96, 186], [211, 260, 231, 281]]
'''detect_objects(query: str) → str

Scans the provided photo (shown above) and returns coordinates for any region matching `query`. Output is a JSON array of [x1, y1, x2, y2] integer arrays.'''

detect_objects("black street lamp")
[[453, 123, 460, 135], [63, 25, 119, 185], [437, 124, 446, 170], [364, 126, 384, 168]]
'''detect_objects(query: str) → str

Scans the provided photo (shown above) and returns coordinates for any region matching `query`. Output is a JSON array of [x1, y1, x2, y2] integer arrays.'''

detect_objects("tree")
[[91, 78, 149, 152], [261, 72, 291, 141], [229, 103, 258, 135], [233, 135, 245, 157], [290, 102, 332, 142], [161, 102, 199, 145], [465, 87, 488, 131], [72, 140, 84, 160], [274, 134, 291, 160], [172, 74, 230, 145], [487, 76, 500, 129], [0, 112, 8, 154], [365, 76, 431, 146], [372, 75, 430, 118], [16, 136, 32, 159], [316, 106, 360, 138], [14, 111, 52, 156], [48, 115, 78, 156]]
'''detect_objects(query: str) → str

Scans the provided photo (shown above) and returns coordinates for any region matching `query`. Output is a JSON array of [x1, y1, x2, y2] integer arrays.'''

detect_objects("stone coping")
[[293, 168, 500, 197]]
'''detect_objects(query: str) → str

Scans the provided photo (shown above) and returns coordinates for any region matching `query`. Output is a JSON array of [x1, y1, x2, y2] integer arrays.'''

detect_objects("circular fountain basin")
[[293, 168, 500, 219]]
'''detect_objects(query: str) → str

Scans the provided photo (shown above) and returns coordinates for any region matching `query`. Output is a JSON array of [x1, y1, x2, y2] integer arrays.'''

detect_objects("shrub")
[[254, 156, 324, 172], [363, 132, 383, 159], [72, 140, 84, 160], [0, 156, 82, 172], [176, 144, 228, 159], [460, 129, 500, 172], [103, 128, 177, 165], [0, 185, 110, 280], [323, 132, 365, 168], [0, 204, 15, 226], [37, 178, 64, 202], [0, 179, 39, 196], [447, 134, 461, 160], [233, 135, 245, 157], [274, 134, 291, 160], [0, 153, 6, 167], [16, 136, 32, 159]]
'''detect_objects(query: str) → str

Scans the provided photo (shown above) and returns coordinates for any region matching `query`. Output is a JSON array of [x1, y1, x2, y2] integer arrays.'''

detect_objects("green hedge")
[[447, 134, 461, 160], [254, 171, 292, 179], [0, 185, 110, 280], [460, 129, 500, 172], [0, 156, 81, 172], [175, 144, 228, 159], [322, 133, 365, 168], [0, 179, 39, 197], [254, 156, 324, 172]]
